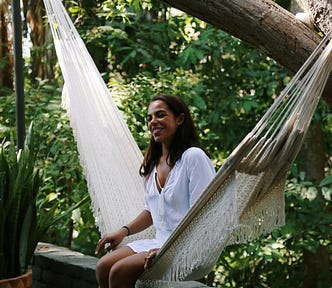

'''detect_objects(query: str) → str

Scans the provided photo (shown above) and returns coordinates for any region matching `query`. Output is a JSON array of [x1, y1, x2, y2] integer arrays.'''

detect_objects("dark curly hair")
[[139, 94, 202, 177]]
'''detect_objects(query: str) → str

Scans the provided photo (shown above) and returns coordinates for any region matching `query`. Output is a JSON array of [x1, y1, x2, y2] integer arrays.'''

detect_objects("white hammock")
[[43, 0, 332, 286]]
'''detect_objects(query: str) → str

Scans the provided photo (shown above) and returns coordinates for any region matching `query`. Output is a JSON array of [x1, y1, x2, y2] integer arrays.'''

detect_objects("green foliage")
[[0, 123, 89, 279], [77, 4, 289, 166], [2, 1, 331, 286], [0, 80, 99, 256], [0, 127, 41, 278], [27, 82, 98, 254]]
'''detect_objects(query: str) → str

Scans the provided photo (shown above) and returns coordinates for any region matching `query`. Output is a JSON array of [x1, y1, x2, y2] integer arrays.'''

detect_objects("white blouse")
[[127, 147, 216, 253]]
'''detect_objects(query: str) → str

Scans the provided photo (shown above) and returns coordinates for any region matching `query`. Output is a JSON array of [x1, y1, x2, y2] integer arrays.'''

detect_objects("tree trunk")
[[298, 121, 330, 288], [303, 246, 330, 288], [296, 0, 332, 111], [298, 121, 326, 185], [24, 0, 56, 81], [297, 0, 332, 34], [0, 2, 13, 89], [162, 0, 332, 109]]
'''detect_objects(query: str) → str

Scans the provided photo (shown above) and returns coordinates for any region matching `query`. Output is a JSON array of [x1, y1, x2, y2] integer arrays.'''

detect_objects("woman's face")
[[147, 100, 184, 147]]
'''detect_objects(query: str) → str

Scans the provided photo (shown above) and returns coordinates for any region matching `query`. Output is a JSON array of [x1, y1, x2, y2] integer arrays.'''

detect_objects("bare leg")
[[109, 251, 148, 288], [96, 246, 137, 288]]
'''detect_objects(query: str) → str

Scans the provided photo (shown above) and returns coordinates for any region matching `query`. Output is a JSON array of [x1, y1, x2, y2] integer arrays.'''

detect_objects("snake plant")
[[0, 123, 89, 279]]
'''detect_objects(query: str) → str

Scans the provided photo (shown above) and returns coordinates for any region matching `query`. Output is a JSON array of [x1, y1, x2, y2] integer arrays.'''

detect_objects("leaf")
[[193, 94, 206, 110], [0, 199, 6, 277], [46, 194, 90, 227], [319, 175, 332, 187], [19, 204, 34, 275], [120, 50, 137, 67], [299, 171, 306, 181]]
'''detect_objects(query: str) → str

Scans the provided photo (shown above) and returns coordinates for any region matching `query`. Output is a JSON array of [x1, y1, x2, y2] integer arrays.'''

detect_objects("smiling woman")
[[95, 94, 216, 288]]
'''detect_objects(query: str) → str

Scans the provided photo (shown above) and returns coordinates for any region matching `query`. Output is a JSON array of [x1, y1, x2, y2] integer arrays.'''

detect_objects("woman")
[[95, 94, 215, 288]]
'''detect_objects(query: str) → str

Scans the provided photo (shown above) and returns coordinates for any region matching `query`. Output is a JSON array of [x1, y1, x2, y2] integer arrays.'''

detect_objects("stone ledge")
[[32, 242, 210, 288], [32, 242, 98, 288]]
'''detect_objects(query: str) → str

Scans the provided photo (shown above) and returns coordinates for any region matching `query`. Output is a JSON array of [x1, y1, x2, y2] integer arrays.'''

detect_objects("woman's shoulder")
[[182, 147, 209, 161], [180, 147, 215, 175]]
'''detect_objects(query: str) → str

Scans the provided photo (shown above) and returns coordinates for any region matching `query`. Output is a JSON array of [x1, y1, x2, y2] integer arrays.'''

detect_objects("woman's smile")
[[151, 126, 163, 137]]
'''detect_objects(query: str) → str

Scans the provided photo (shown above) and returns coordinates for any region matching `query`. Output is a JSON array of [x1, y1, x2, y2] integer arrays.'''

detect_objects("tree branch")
[[298, 0, 332, 34], [162, 0, 331, 109]]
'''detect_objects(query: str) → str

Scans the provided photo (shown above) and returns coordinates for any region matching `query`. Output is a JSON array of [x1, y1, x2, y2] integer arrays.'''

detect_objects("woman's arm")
[[95, 210, 153, 254], [125, 209, 153, 235]]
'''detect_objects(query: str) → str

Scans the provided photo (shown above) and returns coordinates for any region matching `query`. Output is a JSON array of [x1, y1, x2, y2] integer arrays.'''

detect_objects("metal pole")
[[12, 0, 25, 150]]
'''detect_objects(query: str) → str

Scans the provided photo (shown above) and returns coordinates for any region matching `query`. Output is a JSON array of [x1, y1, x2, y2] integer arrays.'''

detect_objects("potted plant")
[[0, 123, 88, 287]]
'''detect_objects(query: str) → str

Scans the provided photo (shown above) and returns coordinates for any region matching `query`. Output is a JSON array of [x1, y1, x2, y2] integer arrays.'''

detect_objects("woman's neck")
[[161, 144, 170, 160]]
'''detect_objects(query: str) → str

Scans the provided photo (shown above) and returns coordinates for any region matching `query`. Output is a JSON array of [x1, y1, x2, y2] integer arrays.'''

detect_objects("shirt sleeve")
[[185, 148, 216, 207]]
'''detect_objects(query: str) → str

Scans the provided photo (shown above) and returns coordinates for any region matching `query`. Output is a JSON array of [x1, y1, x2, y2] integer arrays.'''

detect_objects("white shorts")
[[126, 238, 162, 253]]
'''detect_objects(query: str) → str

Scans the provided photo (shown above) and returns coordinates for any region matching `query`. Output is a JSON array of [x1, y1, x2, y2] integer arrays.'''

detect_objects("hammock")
[[43, 0, 332, 286]]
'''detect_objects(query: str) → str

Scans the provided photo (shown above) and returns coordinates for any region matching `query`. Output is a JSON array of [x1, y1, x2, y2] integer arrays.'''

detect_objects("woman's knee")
[[96, 255, 115, 280], [96, 247, 135, 285], [109, 261, 127, 284], [109, 254, 146, 286]]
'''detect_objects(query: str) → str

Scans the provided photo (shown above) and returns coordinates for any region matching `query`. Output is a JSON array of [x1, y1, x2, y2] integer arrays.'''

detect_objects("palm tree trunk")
[[23, 0, 56, 81]]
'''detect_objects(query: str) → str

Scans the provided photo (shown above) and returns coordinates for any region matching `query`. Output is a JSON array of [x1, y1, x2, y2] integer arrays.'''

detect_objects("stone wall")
[[32, 242, 98, 288]]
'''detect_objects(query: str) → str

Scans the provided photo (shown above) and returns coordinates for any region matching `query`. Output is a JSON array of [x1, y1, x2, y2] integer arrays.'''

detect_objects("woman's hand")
[[144, 248, 159, 271], [95, 229, 127, 255], [95, 210, 152, 255]]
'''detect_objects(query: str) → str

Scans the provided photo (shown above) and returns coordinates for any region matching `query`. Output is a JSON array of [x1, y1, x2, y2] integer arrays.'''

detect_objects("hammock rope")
[[43, 0, 332, 286], [43, 0, 156, 244]]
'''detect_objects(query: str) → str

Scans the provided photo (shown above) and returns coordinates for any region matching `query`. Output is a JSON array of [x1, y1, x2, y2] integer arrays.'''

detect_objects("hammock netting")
[[43, 0, 332, 286]]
